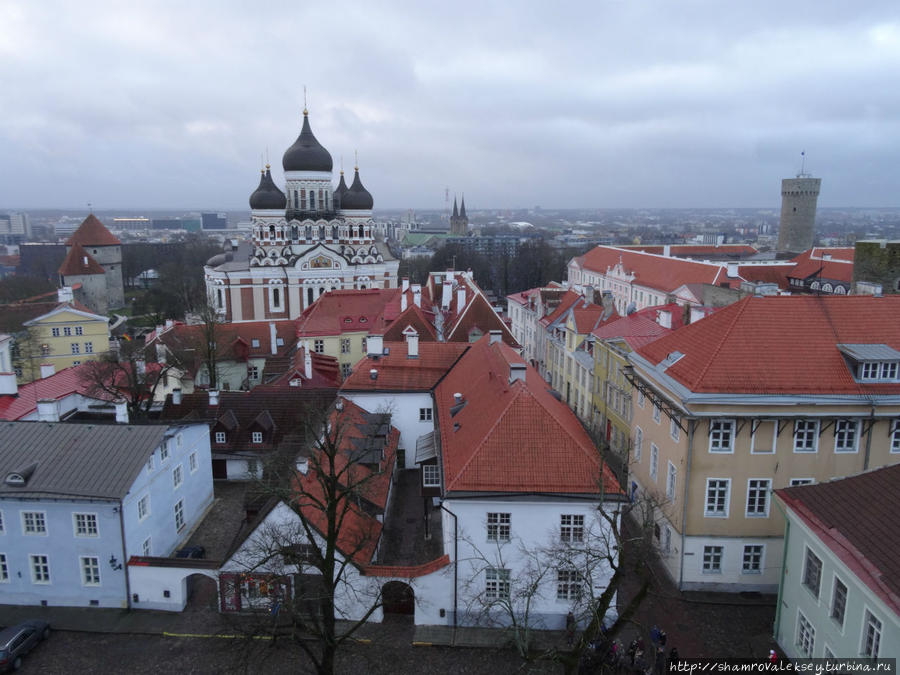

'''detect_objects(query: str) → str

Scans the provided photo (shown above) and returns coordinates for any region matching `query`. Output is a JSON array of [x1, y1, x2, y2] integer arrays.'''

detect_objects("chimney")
[[454, 392, 463, 404], [663, 244, 671, 257], [726, 262, 738, 278], [401, 293, 407, 312], [82, 256, 89, 266], [57, 286, 74, 303], [406, 330, 419, 358], [0, 372, 17, 396], [269, 322, 278, 355], [155, 342, 167, 365], [114, 399, 129, 424], [165, 319, 174, 330], [135, 358, 146, 376], [304, 346, 313, 379], [296, 457, 309, 474], [441, 279, 452, 310], [172, 388, 182, 405], [823, 253, 832, 261], [412, 284, 422, 307], [369, 368, 378, 381], [37, 399, 60, 422], [401, 277, 410, 293], [457, 288, 466, 314], [208, 390, 219, 406], [489, 330, 502, 345], [657, 310, 672, 329], [40, 363, 55, 379], [366, 334, 383, 357], [509, 363, 527, 384], [690, 307, 706, 324]]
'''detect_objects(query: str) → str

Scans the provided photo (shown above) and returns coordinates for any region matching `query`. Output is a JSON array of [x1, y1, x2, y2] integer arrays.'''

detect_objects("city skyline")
[[2, 1, 900, 211]]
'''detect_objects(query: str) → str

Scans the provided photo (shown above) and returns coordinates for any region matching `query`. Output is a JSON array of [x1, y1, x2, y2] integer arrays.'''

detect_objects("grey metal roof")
[[837, 343, 900, 361], [0, 422, 170, 500], [415, 431, 436, 463]]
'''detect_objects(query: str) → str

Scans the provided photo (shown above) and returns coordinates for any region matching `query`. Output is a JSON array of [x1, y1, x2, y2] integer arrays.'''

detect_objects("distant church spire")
[[452, 196, 459, 218], [459, 194, 467, 219]]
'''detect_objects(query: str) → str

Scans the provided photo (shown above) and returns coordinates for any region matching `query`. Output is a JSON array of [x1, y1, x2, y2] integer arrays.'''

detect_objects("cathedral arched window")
[[319, 225, 325, 240], [318, 287, 325, 297], [291, 224, 298, 241], [293, 190, 298, 208], [310, 191, 316, 210], [300, 189, 306, 210], [307, 288, 314, 306], [822, 283, 833, 293], [358, 224, 364, 238], [332, 225, 338, 240], [269, 225, 275, 241], [305, 225, 312, 240], [318, 189, 324, 211]]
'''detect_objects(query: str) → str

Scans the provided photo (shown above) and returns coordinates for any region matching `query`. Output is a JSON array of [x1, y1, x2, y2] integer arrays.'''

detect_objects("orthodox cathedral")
[[204, 108, 399, 322]]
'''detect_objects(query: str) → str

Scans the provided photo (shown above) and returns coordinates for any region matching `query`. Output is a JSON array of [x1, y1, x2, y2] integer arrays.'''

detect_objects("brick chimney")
[[411, 284, 422, 307], [172, 388, 182, 405], [37, 399, 60, 422], [367, 334, 383, 357], [40, 363, 55, 379], [208, 390, 219, 406]]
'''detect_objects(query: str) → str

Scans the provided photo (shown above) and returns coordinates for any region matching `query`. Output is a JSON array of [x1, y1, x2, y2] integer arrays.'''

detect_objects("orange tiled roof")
[[788, 247, 854, 284], [623, 244, 758, 257], [436, 336, 622, 495], [65, 214, 121, 247], [635, 295, 900, 395], [59, 242, 105, 276], [295, 289, 400, 337], [539, 289, 581, 327], [382, 303, 438, 342], [341, 342, 468, 392]]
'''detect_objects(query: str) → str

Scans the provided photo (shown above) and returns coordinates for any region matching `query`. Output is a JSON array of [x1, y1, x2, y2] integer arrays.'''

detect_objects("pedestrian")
[[651, 624, 661, 646], [655, 646, 666, 675], [565, 611, 576, 647], [668, 647, 680, 672], [659, 630, 667, 648], [769, 650, 777, 664]]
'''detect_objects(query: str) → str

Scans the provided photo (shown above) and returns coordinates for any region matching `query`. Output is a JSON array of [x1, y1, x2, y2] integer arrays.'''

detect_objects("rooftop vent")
[[369, 369, 378, 381], [5, 463, 36, 487]]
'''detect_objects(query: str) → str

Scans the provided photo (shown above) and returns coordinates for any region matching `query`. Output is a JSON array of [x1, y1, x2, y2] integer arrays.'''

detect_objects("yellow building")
[[19, 301, 110, 381], [626, 295, 900, 593]]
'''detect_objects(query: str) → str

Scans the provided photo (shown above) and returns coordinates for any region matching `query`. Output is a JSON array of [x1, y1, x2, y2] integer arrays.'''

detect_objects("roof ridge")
[[691, 296, 751, 389]]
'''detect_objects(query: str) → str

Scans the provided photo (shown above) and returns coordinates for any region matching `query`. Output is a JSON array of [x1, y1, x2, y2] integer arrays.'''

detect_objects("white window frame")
[[251, 431, 263, 444], [215, 431, 226, 444], [745, 478, 771, 518], [71, 343, 80, 355], [796, 610, 815, 657], [80, 556, 101, 586], [0, 553, 7, 582], [637, 391, 645, 408], [63, 326, 71, 336], [830, 576, 847, 628], [486, 512, 511, 542], [790, 478, 814, 486], [704, 478, 730, 518], [419, 407, 433, 422], [709, 419, 736, 453], [30, 554, 50, 584], [75, 326, 83, 336], [174, 499, 185, 533], [802, 546, 823, 600], [340, 338, 350, 354], [649, 443, 659, 482], [22, 511, 47, 535], [560, 514, 585, 544], [142, 537, 152, 557], [702, 545, 723, 574], [750, 419, 777, 454], [741, 544, 764, 574], [556, 567, 582, 601], [268, 282, 284, 312], [73, 512, 98, 537], [666, 461, 677, 501], [861, 608, 883, 658], [137, 494, 150, 521], [670, 417, 680, 442], [173, 464, 183, 489], [793, 419, 819, 453], [314, 339, 324, 353], [160, 443, 169, 462], [892, 420, 900, 453], [652, 404, 661, 424], [84, 341, 93, 354], [634, 426, 643, 462], [189, 452, 198, 473], [833, 419, 859, 453], [422, 464, 440, 488], [485, 567, 510, 600]]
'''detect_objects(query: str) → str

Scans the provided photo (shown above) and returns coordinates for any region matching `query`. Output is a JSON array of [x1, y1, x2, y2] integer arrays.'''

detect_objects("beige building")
[[626, 295, 900, 592]]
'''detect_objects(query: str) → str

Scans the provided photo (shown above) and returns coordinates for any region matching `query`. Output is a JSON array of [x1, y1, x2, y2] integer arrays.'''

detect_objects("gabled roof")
[[59, 243, 106, 276], [591, 303, 678, 350], [435, 336, 622, 495], [539, 290, 581, 327], [295, 289, 401, 337], [341, 342, 468, 392], [266, 344, 341, 388], [778, 465, 900, 616], [578, 246, 742, 294], [0, 421, 168, 500], [382, 303, 438, 342], [21, 301, 108, 326], [0, 363, 113, 420], [622, 244, 758, 258], [788, 247, 854, 284], [635, 295, 900, 395], [737, 263, 794, 289], [65, 214, 121, 247]]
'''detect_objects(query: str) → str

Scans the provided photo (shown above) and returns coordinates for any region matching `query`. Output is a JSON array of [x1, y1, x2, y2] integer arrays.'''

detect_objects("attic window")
[[251, 339, 260, 348], [359, 317, 367, 323], [5, 473, 25, 486], [343, 318, 352, 323], [837, 344, 900, 382], [276, 338, 284, 346], [252, 431, 263, 443]]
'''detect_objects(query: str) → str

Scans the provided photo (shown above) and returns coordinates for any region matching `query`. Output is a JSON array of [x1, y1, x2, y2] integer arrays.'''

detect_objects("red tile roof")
[[635, 295, 900, 395], [295, 289, 401, 337], [266, 344, 341, 388], [341, 342, 468, 392], [737, 263, 793, 289], [578, 246, 741, 294], [435, 336, 622, 495], [778, 465, 900, 616], [382, 303, 438, 342], [58, 243, 105, 276], [0, 363, 110, 420], [539, 290, 581, 327], [590, 304, 676, 348], [65, 214, 121, 247], [623, 244, 758, 257], [788, 247, 854, 284]]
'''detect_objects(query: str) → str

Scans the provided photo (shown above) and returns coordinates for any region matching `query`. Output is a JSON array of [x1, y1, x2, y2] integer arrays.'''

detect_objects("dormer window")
[[215, 431, 226, 444], [838, 344, 900, 382], [252, 431, 263, 443]]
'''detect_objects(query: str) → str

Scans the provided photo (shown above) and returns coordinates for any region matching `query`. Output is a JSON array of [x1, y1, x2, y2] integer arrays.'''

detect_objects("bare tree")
[[188, 292, 226, 391], [225, 401, 395, 675], [11, 327, 44, 384]]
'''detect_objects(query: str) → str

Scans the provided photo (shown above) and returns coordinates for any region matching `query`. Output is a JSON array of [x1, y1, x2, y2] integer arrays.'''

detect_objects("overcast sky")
[[2, 1, 900, 211]]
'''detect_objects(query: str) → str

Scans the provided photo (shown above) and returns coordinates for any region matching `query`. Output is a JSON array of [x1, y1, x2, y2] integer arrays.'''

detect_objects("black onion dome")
[[340, 168, 374, 210], [333, 171, 349, 208], [282, 112, 333, 172], [249, 167, 287, 210]]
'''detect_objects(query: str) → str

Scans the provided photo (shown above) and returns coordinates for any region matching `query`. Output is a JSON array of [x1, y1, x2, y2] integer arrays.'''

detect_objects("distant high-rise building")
[[201, 212, 228, 230], [450, 195, 468, 235], [777, 173, 821, 254]]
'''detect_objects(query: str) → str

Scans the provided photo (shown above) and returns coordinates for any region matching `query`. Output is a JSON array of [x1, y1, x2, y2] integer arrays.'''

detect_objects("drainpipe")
[[439, 502, 459, 633], [862, 402, 875, 471], [773, 497, 791, 642], [119, 498, 131, 610], [678, 418, 695, 592]]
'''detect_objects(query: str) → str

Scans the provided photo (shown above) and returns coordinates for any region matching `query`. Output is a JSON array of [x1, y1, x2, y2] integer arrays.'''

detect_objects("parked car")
[[175, 545, 205, 559], [0, 620, 50, 672]]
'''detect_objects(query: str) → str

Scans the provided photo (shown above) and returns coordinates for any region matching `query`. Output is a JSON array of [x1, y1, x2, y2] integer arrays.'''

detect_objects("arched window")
[[810, 281, 820, 290], [293, 190, 298, 208], [300, 189, 306, 210], [318, 225, 325, 240], [307, 288, 314, 305], [358, 224, 364, 238], [291, 224, 298, 241], [822, 283, 833, 293], [305, 225, 312, 240], [318, 287, 325, 297], [332, 225, 338, 239], [269, 225, 275, 241], [310, 191, 316, 210], [834, 285, 847, 295]]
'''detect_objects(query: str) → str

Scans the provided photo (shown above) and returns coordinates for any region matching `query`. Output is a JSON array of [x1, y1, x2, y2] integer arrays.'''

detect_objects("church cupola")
[[249, 166, 287, 211], [333, 171, 349, 210], [340, 167, 374, 210], [282, 110, 333, 173]]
